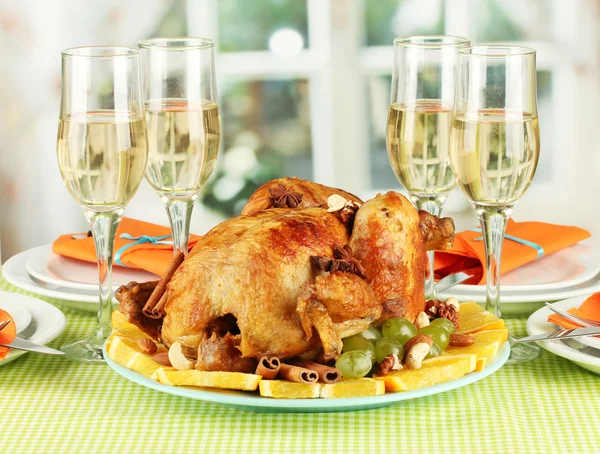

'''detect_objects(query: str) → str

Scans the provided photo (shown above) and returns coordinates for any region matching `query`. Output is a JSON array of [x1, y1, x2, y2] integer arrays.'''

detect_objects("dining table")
[[1, 276, 599, 454]]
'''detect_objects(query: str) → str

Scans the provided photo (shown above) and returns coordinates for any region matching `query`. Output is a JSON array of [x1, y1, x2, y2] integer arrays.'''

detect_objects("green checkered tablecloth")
[[1, 277, 599, 454]]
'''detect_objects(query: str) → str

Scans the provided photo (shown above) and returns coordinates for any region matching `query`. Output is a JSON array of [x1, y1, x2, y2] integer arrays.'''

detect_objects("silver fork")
[[545, 302, 600, 327], [0, 319, 11, 332]]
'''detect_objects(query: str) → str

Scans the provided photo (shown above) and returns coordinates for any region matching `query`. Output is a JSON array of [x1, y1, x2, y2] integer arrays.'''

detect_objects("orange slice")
[[457, 303, 505, 334], [259, 380, 321, 398], [320, 378, 385, 398], [374, 354, 477, 392], [107, 335, 164, 377], [111, 311, 152, 341], [155, 369, 261, 391]]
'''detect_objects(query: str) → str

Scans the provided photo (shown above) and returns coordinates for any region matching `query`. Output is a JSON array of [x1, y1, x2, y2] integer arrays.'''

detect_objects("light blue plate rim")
[[103, 342, 509, 412]]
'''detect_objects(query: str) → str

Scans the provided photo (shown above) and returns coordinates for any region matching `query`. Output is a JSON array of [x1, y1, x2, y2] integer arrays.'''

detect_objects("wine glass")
[[139, 37, 220, 256], [388, 35, 469, 298], [450, 45, 541, 363], [57, 46, 148, 362]]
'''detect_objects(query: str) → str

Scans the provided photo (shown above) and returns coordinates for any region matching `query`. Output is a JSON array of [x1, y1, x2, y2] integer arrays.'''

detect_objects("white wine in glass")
[[57, 46, 147, 363], [388, 36, 469, 298], [57, 112, 147, 207], [450, 45, 541, 364], [139, 38, 221, 257], [145, 99, 220, 195], [387, 101, 455, 195], [451, 111, 540, 205]]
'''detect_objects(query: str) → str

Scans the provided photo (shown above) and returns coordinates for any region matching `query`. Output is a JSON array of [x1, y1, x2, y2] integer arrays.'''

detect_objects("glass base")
[[61, 330, 109, 363], [507, 335, 540, 364]]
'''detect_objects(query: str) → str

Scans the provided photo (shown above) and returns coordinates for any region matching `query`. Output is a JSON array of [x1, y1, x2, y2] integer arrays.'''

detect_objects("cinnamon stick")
[[278, 363, 318, 384], [292, 360, 341, 384], [142, 251, 185, 319], [255, 356, 281, 379]]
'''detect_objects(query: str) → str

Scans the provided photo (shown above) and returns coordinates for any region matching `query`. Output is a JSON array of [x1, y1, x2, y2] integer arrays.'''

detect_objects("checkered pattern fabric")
[[0, 277, 598, 454]]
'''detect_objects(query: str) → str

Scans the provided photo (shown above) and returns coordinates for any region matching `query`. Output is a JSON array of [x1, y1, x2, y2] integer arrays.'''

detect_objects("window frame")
[[188, 0, 598, 213]]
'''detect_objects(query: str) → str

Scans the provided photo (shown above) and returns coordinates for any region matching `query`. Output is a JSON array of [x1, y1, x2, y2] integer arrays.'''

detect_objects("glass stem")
[[476, 206, 510, 318], [412, 196, 445, 299], [163, 196, 196, 256], [86, 209, 122, 340]]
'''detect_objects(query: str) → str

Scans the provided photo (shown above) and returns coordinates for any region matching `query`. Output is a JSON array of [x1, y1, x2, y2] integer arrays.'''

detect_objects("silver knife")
[[435, 272, 472, 294], [0, 337, 65, 355], [517, 326, 600, 343]]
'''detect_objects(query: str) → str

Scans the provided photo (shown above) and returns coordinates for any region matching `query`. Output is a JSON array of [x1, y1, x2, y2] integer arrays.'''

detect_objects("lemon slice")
[[155, 369, 261, 391], [374, 353, 477, 392], [259, 380, 321, 398], [107, 335, 163, 377], [320, 378, 385, 398]]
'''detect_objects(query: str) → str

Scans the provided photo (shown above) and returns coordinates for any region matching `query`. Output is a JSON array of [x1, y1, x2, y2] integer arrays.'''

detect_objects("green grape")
[[418, 325, 450, 350], [335, 351, 372, 379], [374, 337, 404, 363], [381, 318, 417, 346], [430, 318, 456, 335], [355, 325, 383, 342], [342, 335, 376, 362], [426, 342, 442, 359]]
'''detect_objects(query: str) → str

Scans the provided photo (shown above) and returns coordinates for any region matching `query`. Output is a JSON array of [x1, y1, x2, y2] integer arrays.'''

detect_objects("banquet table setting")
[[2, 31, 600, 454]]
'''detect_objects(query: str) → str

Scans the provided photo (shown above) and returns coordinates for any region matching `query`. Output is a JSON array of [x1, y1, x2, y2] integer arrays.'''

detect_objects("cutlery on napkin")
[[0, 310, 16, 360], [0, 309, 64, 356], [547, 293, 600, 329], [52, 217, 202, 277], [434, 219, 590, 285]]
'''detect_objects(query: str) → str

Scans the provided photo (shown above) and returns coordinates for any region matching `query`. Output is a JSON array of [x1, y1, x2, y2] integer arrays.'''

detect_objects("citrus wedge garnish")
[[259, 380, 321, 398], [111, 310, 152, 341], [471, 329, 509, 344], [107, 335, 164, 377], [374, 353, 477, 392], [445, 340, 501, 371], [457, 303, 505, 334], [320, 378, 385, 398], [155, 369, 261, 391]]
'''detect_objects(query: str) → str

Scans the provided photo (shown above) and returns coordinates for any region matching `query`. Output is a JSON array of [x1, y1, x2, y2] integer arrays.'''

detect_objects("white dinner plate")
[[526, 296, 600, 375], [0, 291, 67, 366], [446, 244, 600, 295], [0, 296, 32, 335], [26, 244, 158, 291], [3, 248, 110, 313]]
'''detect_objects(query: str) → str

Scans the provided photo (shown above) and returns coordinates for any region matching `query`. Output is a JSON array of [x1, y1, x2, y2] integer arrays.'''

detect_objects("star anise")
[[310, 244, 366, 279], [268, 184, 303, 208]]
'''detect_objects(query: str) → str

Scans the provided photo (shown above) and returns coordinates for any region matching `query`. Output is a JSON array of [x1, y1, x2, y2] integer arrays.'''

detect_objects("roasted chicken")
[[117, 177, 455, 372]]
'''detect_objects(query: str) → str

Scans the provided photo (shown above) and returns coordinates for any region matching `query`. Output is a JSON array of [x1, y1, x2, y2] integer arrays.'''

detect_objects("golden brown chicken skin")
[[161, 208, 354, 361], [241, 177, 363, 216], [350, 191, 454, 324]]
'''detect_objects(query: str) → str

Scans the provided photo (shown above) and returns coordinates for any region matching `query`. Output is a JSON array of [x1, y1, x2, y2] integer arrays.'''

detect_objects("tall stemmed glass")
[[388, 36, 469, 298], [57, 47, 147, 362], [450, 45, 541, 363], [139, 38, 220, 257]]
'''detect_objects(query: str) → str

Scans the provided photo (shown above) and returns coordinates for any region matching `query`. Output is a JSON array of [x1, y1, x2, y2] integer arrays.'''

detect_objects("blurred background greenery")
[[146, 0, 554, 219]]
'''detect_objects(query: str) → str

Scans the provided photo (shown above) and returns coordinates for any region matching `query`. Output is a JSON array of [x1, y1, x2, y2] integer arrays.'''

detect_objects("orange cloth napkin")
[[52, 217, 201, 277], [434, 219, 591, 285], [0, 310, 16, 360], [547, 293, 600, 329]]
